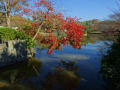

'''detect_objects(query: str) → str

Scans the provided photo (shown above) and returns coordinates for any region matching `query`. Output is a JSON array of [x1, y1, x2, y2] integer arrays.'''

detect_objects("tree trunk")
[[6, 15, 11, 27], [5, 0, 11, 27], [32, 23, 43, 40]]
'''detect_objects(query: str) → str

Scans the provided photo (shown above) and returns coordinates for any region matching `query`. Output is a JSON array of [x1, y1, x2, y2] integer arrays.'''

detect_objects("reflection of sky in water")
[[0, 41, 112, 90], [36, 54, 89, 62], [35, 41, 111, 90], [36, 41, 111, 62]]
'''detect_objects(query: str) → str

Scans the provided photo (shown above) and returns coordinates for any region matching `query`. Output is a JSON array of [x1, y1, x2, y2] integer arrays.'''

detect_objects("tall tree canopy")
[[0, 0, 29, 27], [0, 0, 85, 54], [19, 0, 85, 54]]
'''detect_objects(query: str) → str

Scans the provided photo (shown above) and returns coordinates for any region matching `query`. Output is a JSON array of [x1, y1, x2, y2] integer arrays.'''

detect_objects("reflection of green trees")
[[100, 36, 120, 90], [43, 60, 80, 90], [81, 34, 112, 45], [0, 59, 82, 90], [0, 58, 42, 90]]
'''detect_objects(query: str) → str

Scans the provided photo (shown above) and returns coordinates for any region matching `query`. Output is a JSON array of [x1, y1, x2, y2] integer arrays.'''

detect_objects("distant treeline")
[[80, 19, 120, 35]]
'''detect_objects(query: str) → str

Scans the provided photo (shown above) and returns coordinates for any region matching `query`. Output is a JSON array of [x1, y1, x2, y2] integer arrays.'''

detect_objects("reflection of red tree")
[[44, 60, 80, 90]]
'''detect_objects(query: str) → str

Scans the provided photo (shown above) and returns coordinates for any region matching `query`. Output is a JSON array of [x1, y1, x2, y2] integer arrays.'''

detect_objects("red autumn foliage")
[[35, 0, 53, 11], [23, 8, 32, 13], [21, 0, 86, 54], [40, 17, 85, 54], [63, 17, 85, 48]]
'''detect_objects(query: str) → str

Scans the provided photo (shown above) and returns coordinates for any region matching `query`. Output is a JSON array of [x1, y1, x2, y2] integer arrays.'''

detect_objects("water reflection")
[[100, 38, 120, 90], [0, 58, 42, 90], [0, 58, 82, 90], [43, 60, 81, 90], [37, 53, 89, 62], [54, 54, 89, 61], [0, 34, 114, 90]]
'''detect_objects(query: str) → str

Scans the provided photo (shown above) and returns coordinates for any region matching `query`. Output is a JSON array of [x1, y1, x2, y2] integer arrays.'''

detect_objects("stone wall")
[[0, 40, 30, 67]]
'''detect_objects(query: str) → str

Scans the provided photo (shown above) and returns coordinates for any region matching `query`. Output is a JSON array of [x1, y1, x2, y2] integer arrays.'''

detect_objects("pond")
[[0, 35, 113, 90]]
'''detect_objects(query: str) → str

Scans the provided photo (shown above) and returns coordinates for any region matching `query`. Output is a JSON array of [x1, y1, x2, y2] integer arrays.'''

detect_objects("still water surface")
[[0, 36, 112, 90]]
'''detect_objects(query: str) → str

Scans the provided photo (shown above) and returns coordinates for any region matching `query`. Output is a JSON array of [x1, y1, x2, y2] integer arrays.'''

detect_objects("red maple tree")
[[21, 0, 86, 54]]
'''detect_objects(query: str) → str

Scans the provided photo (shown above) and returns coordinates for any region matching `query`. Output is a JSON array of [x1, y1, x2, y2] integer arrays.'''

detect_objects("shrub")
[[15, 30, 36, 48], [0, 27, 35, 48], [0, 27, 16, 40]]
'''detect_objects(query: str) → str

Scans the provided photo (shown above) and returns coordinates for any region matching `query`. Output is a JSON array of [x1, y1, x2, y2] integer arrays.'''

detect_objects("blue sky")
[[54, 0, 118, 21]]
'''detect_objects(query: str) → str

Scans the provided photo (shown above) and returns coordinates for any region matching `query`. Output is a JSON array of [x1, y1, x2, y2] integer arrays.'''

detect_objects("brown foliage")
[[0, 0, 29, 27]]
